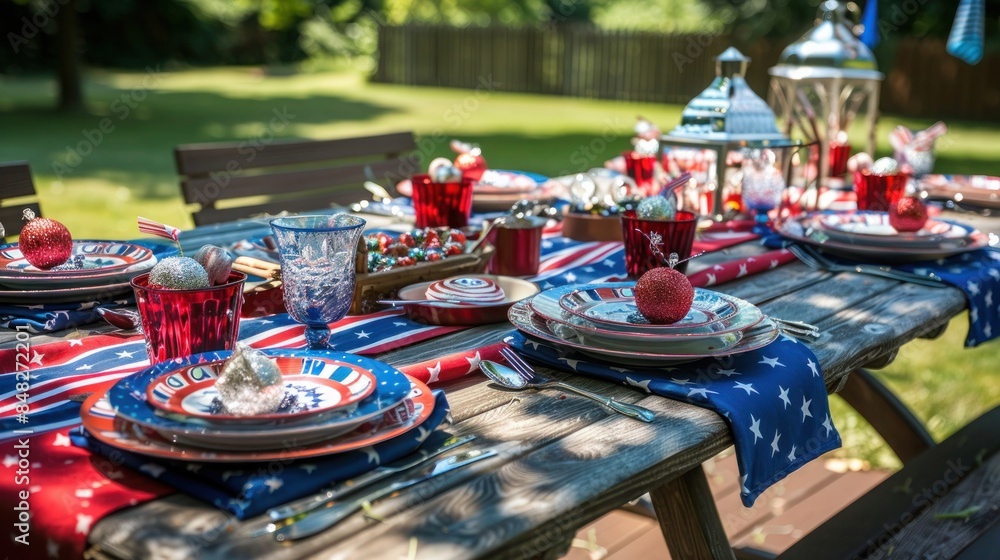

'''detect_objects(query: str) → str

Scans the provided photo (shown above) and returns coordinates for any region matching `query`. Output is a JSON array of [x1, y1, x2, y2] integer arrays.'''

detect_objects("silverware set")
[[480, 347, 656, 423], [769, 317, 821, 339], [788, 244, 946, 288], [255, 434, 493, 541]]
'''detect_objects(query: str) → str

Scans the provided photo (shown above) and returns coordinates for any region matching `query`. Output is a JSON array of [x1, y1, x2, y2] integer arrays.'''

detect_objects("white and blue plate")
[[0, 240, 159, 289], [106, 349, 411, 451]]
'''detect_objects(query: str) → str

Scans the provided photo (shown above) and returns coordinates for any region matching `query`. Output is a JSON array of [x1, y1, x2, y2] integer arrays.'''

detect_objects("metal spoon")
[[479, 360, 655, 423]]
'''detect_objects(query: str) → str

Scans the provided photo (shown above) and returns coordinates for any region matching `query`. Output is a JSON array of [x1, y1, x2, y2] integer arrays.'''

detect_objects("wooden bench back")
[[176, 131, 420, 226], [0, 161, 41, 238]]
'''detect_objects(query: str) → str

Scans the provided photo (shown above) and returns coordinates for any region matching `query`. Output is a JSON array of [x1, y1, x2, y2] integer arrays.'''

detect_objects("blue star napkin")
[[506, 332, 841, 507], [0, 298, 134, 333], [71, 391, 451, 519], [765, 225, 1000, 347]]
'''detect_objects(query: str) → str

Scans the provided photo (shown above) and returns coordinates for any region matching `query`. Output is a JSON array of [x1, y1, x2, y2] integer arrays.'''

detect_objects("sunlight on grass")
[[0, 67, 997, 469]]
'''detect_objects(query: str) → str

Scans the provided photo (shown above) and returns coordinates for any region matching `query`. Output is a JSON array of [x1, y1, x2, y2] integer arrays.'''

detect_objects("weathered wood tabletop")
[[3, 211, 985, 560]]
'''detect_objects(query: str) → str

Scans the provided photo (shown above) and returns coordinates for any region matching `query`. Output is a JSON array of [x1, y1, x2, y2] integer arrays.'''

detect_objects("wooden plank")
[[779, 406, 1000, 559], [562, 510, 654, 560], [175, 132, 417, 177], [650, 465, 736, 560], [0, 202, 41, 238], [0, 161, 35, 199], [868, 451, 1000, 560], [181, 156, 415, 205]]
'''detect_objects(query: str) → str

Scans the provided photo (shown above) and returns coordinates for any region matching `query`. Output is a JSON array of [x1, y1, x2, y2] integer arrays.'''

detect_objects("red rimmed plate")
[[80, 376, 435, 462]]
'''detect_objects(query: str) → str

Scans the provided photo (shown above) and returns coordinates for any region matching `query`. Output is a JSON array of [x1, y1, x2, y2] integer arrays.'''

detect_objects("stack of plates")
[[510, 282, 779, 367], [79, 349, 434, 462], [778, 212, 988, 262], [0, 240, 159, 304]]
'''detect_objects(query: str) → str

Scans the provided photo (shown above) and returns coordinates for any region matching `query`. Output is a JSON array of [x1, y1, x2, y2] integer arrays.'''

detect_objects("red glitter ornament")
[[19, 208, 72, 269], [634, 266, 694, 324], [889, 196, 928, 232], [454, 150, 487, 182]]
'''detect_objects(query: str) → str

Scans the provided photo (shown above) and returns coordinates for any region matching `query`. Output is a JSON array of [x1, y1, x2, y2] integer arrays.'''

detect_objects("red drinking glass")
[[620, 210, 697, 278], [131, 271, 247, 365], [623, 151, 658, 196], [853, 171, 909, 211], [411, 174, 475, 229], [488, 216, 546, 277], [828, 143, 851, 177]]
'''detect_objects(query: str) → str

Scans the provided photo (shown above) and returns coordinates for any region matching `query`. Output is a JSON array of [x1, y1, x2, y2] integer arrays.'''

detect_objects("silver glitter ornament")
[[431, 164, 463, 183], [636, 195, 677, 221], [871, 157, 900, 176], [214, 344, 285, 416], [149, 256, 210, 290]]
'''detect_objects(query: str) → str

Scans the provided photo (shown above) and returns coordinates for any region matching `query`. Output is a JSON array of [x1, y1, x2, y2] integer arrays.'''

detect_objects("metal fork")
[[788, 244, 946, 288], [497, 347, 655, 423]]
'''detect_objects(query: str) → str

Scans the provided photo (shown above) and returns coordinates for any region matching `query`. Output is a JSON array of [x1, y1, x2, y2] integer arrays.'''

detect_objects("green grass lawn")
[[1, 65, 997, 469]]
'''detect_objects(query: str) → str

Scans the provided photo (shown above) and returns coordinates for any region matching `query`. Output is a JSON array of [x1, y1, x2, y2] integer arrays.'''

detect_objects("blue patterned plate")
[[548, 283, 743, 335], [0, 240, 159, 289], [107, 349, 411, 451]]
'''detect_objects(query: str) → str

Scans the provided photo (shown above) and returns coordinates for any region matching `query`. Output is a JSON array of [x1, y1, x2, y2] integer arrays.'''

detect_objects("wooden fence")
[[373, 24, 1000, 121]]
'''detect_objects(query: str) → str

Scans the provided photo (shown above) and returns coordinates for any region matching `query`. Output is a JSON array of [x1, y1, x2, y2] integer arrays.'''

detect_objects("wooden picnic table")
[[1, 211, 982, 560]]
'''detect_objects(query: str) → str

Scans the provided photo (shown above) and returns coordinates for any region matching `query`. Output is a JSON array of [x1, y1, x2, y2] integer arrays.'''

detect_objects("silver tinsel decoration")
[[214, 344, 285, 416]]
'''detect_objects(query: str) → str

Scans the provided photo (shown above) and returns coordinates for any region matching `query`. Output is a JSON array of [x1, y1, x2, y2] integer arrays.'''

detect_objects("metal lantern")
[[662, 47, 804, 219], [769, 0, 884, 188]]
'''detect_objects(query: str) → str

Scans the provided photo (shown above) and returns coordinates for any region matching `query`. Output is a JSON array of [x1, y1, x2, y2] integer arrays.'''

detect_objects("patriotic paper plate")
[[146, 355, 377, 424], [812, 212, 976, 249], [509, 300, 778, 367], [80, 376, 435, 462], [554, 284, 742, 334], [0, 240, 159, 289], [108, 349, 411, 450]]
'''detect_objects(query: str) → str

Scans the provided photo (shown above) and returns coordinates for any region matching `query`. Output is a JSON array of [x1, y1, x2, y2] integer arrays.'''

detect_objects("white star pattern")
[[967, 280, 980, 296], [564, 272, 577, 283], [733, 381, 758, 395], [465, 351, 482, 374], [740, 474, 749, 494], [971, 308, 979, 323], [787, 445, 797, 462], [985, 290, 993, 307], [602, 259, 616, 267], [559, 358, 580, 371], [822, 414, 833, 437], [364, 447, 380, 464], [985, 323, 992, 338], [688, 387, 719, 399], [75, 363, 94, 371], [426, 361, 442, 383], [770, 259, 779, 269], [770, 431, 781, 457], [393, 321, 408, 327], [263, 477, 284, 493], [626, 377, 652, 393], [669, 377, 693, 386], [706, 273, 717, 285], [75, 514, 93, 535], [67, 339, 84, 346], [139, 463, 166, 478], [716, 368, 740, 377], [3, 455, 17, 468], [355, 330, 370, 339], [806, 359, 819, 378], [800, 396, 813, 422], [989, 269, 1000, 281], [415, 426, 433, 443], [714, 264, 725, 271], [778, 386, 791, 409], [583, 266, 595, 273], [31, 351, 44, 366], [52, 433, 72, 447], [115, 350, 136, 359], [300, 464, 318, 473], [759, 356, 784, 368], [737, 263, 748, 277], [749, 414, 763, 444]]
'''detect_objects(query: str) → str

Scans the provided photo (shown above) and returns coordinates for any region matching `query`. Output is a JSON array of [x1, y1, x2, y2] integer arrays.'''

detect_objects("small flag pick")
[[137, 216, 183, 254]]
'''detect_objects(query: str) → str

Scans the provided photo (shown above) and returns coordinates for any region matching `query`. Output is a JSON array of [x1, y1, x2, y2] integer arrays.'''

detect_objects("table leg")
[[650, 464, 736, 560]]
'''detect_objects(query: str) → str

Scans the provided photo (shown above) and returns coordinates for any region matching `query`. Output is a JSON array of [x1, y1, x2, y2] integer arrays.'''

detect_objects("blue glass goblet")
[[270, 214, 366, 349], [741, 150, 786, 234]]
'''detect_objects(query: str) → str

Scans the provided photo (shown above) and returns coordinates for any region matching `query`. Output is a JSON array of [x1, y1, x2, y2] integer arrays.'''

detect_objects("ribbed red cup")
[[623, 151, 658, 196], [131, 272, 246, 365], [620, 210, 697, 278], [411, 174, 475, 228], [488, 216, 545, 277], [853, 171, 909, 211], [828, 143, 851, 177]]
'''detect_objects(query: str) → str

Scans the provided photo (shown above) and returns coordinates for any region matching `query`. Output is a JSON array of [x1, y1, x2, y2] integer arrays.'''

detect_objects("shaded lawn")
[[0, 66, 998, 469]]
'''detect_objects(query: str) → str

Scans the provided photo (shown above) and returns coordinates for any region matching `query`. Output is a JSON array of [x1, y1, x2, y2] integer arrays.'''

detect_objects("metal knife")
[[264, 434, 475, 523], [270, 448, 497, 541]]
